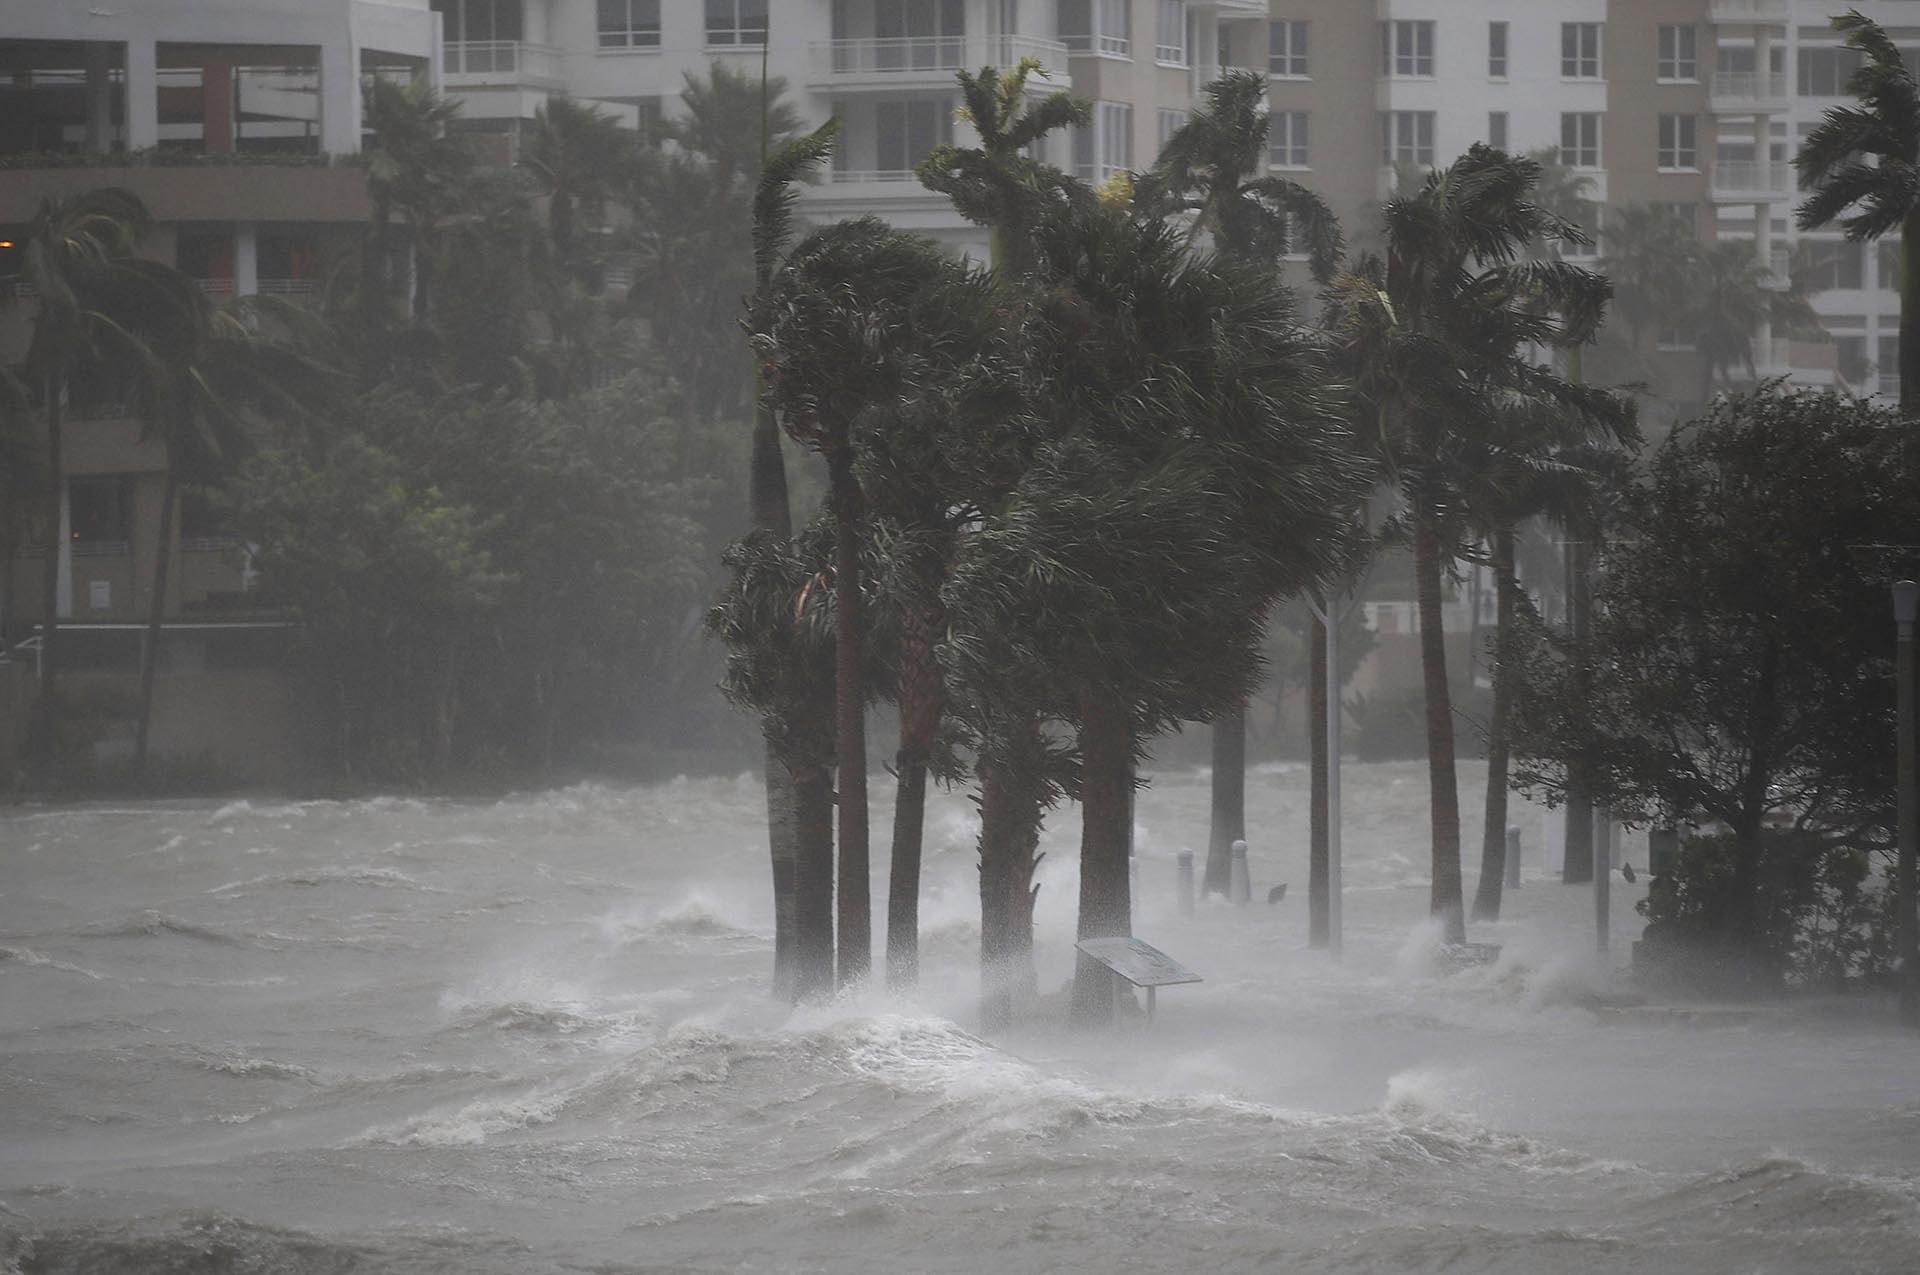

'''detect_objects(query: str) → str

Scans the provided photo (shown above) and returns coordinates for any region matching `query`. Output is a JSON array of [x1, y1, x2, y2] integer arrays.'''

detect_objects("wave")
[[89, 910, 275, 948], [599, 894, 762, 948], [207, 865, 442, 896], [0, 945, 106, 981], [0, 1212, 537, 1275], [196, 1052, 320, 1083]]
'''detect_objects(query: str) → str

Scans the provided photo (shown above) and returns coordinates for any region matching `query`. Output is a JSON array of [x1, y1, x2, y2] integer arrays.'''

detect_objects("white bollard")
[[1229, 839, 1251, 906], [1176, 849, 1195, 917]]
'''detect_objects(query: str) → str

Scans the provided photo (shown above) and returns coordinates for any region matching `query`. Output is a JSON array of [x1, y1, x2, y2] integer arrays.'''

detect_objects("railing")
[[811, 35, 1068, 82], [1710, 160, 1792, 197], [1710, 70, 1788, 103], [194, 278, 235, 296], [71, 539, 129, 559], [443, 41, 565, 85], [181, 536, 239, 554], [829, 169, 923, 184], [255, 278, 318, 296], [1880, 373, 1900, 399], [1709, 0, 1788, 21]]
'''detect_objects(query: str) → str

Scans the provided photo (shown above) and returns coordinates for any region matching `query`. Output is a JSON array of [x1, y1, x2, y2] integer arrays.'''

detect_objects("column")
[[84, 44, 115, 153], [125, 38, 159, 151], [319, 39, 362, 156], [55, 483, 72, 621], [201, 52, 235, 155], [234, 222, 259, 298]]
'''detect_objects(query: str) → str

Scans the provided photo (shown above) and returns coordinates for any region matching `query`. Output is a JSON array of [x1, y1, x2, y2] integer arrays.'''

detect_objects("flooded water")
[[3, 761, 1917, 1273]]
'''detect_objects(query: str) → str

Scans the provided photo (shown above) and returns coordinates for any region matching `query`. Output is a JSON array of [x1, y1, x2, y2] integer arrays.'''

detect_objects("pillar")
[[200, 52, 235, 154], [234, 222, 259, 298], [319, 39, 362, 156], [55, 484, 72, 621], [125, 38, 158, 151], [84, 44, 115, 153]]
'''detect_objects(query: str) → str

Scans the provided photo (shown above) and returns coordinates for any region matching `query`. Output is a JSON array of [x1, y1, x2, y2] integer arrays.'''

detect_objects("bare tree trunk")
[[1204, 704, 1247, 896], [30, 379, 65, 774], [1308, 611, 1330, 947], [134, 460, 180, 771], [1563, 535, 1594, 884], [977, 715, 1046, 1029], [1414, 514, 1467, 944], [792, 760, 836, 1000], [1472, 524, 1517, 922], [827, 447, 870, 986], [1070, 691, 1133, 1026], [886, 607, 943, 991]]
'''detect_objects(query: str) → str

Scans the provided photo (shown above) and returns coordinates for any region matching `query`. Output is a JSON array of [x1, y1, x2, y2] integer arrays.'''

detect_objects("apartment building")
[[1, 0, 439, 637]]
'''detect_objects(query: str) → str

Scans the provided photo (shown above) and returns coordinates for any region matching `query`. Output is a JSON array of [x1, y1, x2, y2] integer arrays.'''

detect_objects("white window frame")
[[1562, 23, 1602, 79], [597, 0, 660, 49], [1488, 110, 1508, 151], [1157, 108, 1189, 151], [705, 0, 767, 48], [1097, 0, 1130, 57], [1560, 112, 1601, 169], [1270, 20, 1308, 78], [1380, 110, 1435, 166], [1155, 0, 1188, 66], [1658, 114, 1697, 170], [1488, 21, 1508, 78], [1657, 25, 1697, 81], [1075, 100, 1133, 180], [1269, 110, 1308, 169], [1380, 21, 1434, 77], [872, 97, 955, 176]]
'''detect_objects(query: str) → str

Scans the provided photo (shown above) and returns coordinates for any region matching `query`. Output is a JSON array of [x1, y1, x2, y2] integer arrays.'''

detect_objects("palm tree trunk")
[[827, 447, 870, 986], [979, 714, 1047, 1029], [134, 459, 180, 771], [31, 377, 65, 773], [1562, 535, 1594, 884], [1471, 524, 1517, 922], [1414, 512, 1467, 944], [1308, 610, 1330, 947], [1070, 690, 1133, 1026], [792, 758, 836, 1000], [1903, 210, 1920, 423], [886, 603, 944, 991], [1204, 704, 1246, 896], [750, 379, 801, 999]]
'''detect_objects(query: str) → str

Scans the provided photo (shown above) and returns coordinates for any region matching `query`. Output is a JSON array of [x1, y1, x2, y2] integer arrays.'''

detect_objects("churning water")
[[3, 762, 1918, 1273]]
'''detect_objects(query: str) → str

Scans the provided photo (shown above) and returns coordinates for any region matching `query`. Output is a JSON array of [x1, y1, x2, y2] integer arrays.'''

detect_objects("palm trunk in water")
[[791, 760, 836, 999], [1562, 534, 1594, 884], [1308, 611, 1330, 947], [827, 447, 870, 986], [978, 716, 1046, 1029], [1204, 705, 1246, 897], [1414, 513, 1467, 944], [886, 601, 945, 991], [31, 377, 65, 773], [1070, 691, 1133, 1026], [749, 385, 800, 999], [1471, 524, 1517, 921], [133, 454, 179, 772]]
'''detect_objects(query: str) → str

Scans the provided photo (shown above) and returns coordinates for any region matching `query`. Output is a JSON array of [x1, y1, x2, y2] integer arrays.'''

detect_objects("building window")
[[1269, 110, 1308, 167], [1488, 21, 1507, 78], [1563, 202, 1602, 259], [1560, 112, 1600, 168], [1155, 1, 1187, 64], [1380, 21, 1434, 77], [1158, 108, 1189, 150], [598, 0, 660, 48], [1380, 110, 1435, 166], [1074, 100, 1132, 180], [705, 0, 767, 47], [69, 477, 132, 553], [1658, 114, 1697, 169], [1562, 23, 1601, 79], [1880, 240, 1903, 290], [873, 98, 954, 174], [1270, 20, 1308, 77], [1657, 25, 1696, 80], [1799, 46, 1864, 96], [1652, 201, 1698, 234], [1802, 239, 1864, 291], [1060, 0, 1130, 56], [1488, 110, 1508, 151], [1879, 334, 1899, 396]]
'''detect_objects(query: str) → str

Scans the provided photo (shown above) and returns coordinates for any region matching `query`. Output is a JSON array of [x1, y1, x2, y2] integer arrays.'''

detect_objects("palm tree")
[[1, 188, 152, 771], [521, 96, 635, 271], [1691, 239, 1818, 403], [1603, 204, 1704, 355], [360, 76, 470, 333], [1135, 68, 1344, 899], [1795, 8, 1920, 417]]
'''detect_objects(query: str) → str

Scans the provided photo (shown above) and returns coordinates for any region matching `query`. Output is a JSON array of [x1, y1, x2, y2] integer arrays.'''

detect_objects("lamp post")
[[1894, 579, 1917, 1027]]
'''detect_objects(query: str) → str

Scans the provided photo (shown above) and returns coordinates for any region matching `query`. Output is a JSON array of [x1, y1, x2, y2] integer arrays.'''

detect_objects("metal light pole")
[[1894, 579, 1917, 1027]]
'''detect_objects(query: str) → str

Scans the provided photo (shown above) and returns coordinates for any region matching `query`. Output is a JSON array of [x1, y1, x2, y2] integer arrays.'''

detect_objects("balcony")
[[1709, 160, 1792, 202], [807, 35, 1068, 90], [1709, 0, 1788, 22], [442, 41, 565, 89], [1710, 70, 1788, 113]]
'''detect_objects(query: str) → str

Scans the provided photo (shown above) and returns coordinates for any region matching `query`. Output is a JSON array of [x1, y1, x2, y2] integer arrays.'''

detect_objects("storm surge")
[[3, 765, 1917, 1273]]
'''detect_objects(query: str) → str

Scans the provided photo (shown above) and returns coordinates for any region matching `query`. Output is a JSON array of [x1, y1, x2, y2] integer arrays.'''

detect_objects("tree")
[[1690, 240, 1818, 404], [1795, 8, 1920, 418], [1506, 389, 1918, 978], [521, 95, 634, 272], [1, 187, 152, 772], [1603, 204, 1703, 355], [360, 76, 471, 345]]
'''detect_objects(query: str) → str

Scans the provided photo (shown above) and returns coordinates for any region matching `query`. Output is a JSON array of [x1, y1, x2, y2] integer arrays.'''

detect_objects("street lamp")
[[1895, 580, 1918, 1027]]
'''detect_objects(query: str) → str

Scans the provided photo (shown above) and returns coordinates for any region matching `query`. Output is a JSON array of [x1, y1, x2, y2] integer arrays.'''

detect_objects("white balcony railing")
[[194, 278, 235, 297], [443, 41, 565, 86], [1710, 160, 1793, 199], [809, 35, 1068, 85], [1709, 0, 1789, 22], [828, 169, 923, 184], [1710, 70, 1788, 106], [255, 278, 318, 297]]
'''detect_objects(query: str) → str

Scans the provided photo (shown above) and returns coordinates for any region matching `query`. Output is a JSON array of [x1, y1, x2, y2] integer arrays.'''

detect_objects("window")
[[1562, 23, 1601, 78], [1270, 20, 1308, 77], [1658, 114, 1697, 169], [705, 0, 767, 46], [1158, 108, 1189, 149], [1269, 110, 1308, 167], [1563, 202, 1602, 259], [1802, 239, 1864, 291], [1488, 110, 1508, 151], [1561, 112, 1600, 168], [1057, 0, 1129, 56], [1380, 110, 1434, 166], [1074, 100, 1132, 180], [1156, 1, 1187, 64], [873, 98, 953, 174], [1879, 334, 1899, 396], [1488, 22, 1507, 77], [1652, 201, 1698, 234], [1657, 25, 1696, 80], [1380, 20, 1433, 77], [598, 0, 660, 48], [1880, 241, 1903, 290], [69, 477, 132, 551], [1799, 46, 1864, 96]]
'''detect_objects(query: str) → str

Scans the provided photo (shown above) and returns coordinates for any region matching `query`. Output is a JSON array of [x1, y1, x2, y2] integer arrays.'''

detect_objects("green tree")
[[360, 77, 471, 347], [1795, 8, 1920, 418], [521, 95, 634, 271]]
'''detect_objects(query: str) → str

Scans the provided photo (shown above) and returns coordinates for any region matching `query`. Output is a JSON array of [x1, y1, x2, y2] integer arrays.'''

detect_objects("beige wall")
[[0, 164, 372, 227]]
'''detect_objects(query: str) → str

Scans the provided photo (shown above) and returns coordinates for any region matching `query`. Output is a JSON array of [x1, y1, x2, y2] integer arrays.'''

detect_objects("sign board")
[[89, 580, 111, 611], [1074, 937, 1202, 988]]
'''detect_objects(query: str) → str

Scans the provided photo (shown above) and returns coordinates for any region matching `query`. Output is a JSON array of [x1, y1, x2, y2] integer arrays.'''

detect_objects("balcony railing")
[[255, 278, 318, 297], [1709, 0, 1788, 21], [1710, 70, 1788, 107], [828, 169, 923, 184], [810, 35, 1068, 85], [1710, 160, 1793, 199], [443, 41, 565, 86], [194, 278, 235, 297]]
